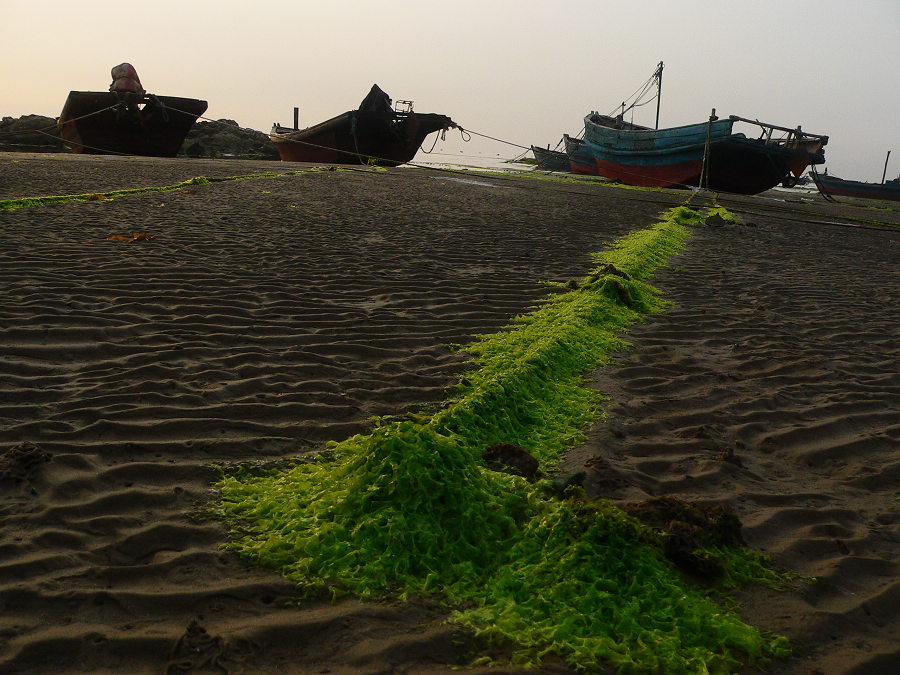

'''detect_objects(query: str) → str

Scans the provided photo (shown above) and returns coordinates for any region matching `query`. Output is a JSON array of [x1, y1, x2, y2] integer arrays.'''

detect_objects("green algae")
[[215, 205, 793, 673], [453, 500, 791, 673], [0, 168, 337, 211], [0, 176, 207, 210]]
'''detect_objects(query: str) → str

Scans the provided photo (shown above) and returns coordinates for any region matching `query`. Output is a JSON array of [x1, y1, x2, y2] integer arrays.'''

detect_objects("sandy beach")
[[1, 152, 898, 674]]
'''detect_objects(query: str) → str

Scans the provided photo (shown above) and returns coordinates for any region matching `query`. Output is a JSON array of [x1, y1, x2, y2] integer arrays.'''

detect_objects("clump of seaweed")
[[453, 498, 790, 673], [216, 205, 793, 673]]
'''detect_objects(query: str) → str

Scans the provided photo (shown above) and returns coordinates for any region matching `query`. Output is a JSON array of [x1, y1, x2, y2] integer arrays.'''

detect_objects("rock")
[[180, 119, 279, 159], [0, 114, 65, 152]]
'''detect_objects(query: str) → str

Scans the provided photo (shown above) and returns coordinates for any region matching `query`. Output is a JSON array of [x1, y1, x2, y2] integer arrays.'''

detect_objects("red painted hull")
[[593, 158, 702, 188], [569, 161, 598, 176], [562, 135, 599, 175]]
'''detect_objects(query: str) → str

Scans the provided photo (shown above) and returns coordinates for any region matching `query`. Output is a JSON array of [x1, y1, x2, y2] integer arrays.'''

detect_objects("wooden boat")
[[583, 112, 827, 194], [810, 169, 900, 202], [58, 91, 207, 156], [270, 84, 456, 166], [581, 61, 827, 194], [530, 143, 571, 172], [562, 134, 598, 175]]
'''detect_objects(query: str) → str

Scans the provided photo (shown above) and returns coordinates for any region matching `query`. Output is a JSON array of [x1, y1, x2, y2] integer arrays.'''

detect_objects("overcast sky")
[[3, 0, 898, 181]]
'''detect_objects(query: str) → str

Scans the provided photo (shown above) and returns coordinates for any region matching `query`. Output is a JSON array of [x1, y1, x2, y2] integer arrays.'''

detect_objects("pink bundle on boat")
[[109, 63, 145, 95]]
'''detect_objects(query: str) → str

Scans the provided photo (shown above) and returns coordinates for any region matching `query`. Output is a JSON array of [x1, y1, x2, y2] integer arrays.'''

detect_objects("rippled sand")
[[1, 152, 898, 673]]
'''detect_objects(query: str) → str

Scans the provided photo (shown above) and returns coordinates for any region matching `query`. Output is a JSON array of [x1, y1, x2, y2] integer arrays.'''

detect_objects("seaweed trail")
[[0, 168, 339, 210], [215, 205, 791, 674]]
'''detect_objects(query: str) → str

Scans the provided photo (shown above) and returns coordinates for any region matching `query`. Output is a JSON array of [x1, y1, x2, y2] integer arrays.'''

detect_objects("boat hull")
[[58, 91, 207, 157], [531, 145, 570, 172], [811, 172, 900, 201], [584, 114, 731, 188], [583, 113, 826, 195], [271, 110, 454, 166], [705, 137, 824, 194], [562, 135, 598, 175]]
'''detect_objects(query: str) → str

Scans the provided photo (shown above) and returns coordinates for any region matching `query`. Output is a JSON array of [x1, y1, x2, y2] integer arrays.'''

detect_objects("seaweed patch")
[[215, 205, 793, 673]]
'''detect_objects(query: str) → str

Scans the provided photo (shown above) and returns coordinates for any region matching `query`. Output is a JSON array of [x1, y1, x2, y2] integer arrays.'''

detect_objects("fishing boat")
[[270, 84, 456, 166], [810, 150, 899, 202], [530, 143, 570, 172], [810, 170, 900, 202], [582, 62, 828, 194], [562, 134, 598, 175], [584, 112, 827, 194], [58, 65, 207, 156]]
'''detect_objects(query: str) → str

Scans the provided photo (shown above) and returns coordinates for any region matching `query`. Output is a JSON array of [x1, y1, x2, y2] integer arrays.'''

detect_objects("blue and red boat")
[[583, 112, 827, 194], [581, 62, 828, 194], [563, 134, 598, 175]]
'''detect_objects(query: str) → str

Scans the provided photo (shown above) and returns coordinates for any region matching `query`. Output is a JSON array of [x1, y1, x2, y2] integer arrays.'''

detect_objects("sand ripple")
[[2, 155, 673, 673]]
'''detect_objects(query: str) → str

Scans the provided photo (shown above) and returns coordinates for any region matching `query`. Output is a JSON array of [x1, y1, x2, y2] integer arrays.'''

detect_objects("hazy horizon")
[[3, 0, 898, 182]]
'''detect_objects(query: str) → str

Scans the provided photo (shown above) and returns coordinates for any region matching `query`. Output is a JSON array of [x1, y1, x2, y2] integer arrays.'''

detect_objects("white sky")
[[2, 0, 898, 181]]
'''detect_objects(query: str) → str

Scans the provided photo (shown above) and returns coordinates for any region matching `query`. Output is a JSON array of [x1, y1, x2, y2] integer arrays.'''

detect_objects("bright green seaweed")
[[215, 205, 792, 673], [0, 168, 339, 211]]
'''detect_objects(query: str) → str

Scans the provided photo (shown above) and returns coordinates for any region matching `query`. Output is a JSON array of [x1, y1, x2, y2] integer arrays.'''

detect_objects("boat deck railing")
[[729, 115, 829, 148]]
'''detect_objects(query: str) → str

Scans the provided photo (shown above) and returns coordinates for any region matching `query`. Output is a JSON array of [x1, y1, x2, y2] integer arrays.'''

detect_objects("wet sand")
[[1, 152, 898, 674]]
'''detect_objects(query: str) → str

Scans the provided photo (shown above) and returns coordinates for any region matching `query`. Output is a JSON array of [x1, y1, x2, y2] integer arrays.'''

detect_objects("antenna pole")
[[882, 150, 892, 184], [655, 61, 664, 130]]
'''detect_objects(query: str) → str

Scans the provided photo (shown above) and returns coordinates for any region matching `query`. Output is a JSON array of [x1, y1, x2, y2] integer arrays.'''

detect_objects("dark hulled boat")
[[58, 91, 207, 156], [811, 170, 900, 202], [270, 85, 456, 166]]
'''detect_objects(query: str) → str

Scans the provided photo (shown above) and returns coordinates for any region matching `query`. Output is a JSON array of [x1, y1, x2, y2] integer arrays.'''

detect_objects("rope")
[[170, 109, 816, 199], [4, 102, 827, 209], [0, 103, 123, 137], [3, 103, 816, 204], [179, 108, 536, 168], [0, 99, 199, 156], [809, 167, 838, 203], [607, 66, 660, 118], [418, 127, 443, 154], [4, 129, 864, 230], [35, 126, 131, 155], [454, 128, 528, 150]]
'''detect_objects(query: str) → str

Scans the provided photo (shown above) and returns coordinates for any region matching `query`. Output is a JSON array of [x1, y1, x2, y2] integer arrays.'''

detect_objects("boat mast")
[[654, 61, 664, 130], [882, 150, 892, 184]]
